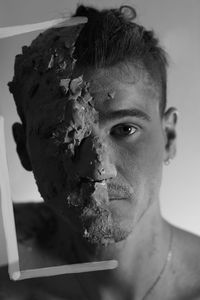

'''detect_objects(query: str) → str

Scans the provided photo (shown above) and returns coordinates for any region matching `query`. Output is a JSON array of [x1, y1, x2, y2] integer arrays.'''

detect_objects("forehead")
[[26, 64, 160, 125], [82, 65, 160, 113]]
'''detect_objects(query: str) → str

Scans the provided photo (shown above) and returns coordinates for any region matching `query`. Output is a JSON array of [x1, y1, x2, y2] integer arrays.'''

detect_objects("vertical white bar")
[[0, 116, 21, 280]]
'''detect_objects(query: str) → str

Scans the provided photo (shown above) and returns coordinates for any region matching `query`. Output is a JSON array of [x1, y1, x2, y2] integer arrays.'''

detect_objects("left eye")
[[110, 124, 137, 137]]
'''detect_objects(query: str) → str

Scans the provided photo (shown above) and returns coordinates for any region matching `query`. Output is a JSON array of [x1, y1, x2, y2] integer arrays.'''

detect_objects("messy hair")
[[8, 5, 168, 125]]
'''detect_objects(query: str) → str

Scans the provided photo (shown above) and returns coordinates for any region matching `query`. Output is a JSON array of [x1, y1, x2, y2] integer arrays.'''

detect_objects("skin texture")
[[12, 24, 118, 246]]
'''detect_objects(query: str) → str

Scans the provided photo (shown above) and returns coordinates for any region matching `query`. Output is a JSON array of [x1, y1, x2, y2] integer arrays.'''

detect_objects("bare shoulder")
[[13, 201, 80, 266], [13, 201, 57, 245], [173, 225, 200, 269], [0, 265, 43, 300], [0, 265, 76, 300], [171, 224, 200, 298]]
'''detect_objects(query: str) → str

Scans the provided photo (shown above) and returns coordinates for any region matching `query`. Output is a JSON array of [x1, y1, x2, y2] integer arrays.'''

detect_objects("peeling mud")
[[12, 24, 115, 246]]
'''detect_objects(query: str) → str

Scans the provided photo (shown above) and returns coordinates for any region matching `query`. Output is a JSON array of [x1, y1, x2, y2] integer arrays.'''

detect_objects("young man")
[[1, 4, 200, 300]]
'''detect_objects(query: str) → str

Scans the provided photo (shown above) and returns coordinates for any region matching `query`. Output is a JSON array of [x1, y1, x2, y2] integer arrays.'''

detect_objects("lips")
[[108, 190, 132, 202], [107, 181, 134, 201], [109, 197, 128, 201]]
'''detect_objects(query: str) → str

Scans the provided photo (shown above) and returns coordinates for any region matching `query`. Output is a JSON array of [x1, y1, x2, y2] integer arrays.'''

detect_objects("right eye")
[[110, 123, 138, 138]]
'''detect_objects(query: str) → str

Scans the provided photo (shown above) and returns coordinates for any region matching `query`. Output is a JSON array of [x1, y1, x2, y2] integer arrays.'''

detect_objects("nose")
[[72, 134, 117, 182]]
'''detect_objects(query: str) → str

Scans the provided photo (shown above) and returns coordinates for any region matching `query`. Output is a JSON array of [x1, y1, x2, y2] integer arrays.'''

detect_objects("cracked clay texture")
[[10, 24, 115, 246]]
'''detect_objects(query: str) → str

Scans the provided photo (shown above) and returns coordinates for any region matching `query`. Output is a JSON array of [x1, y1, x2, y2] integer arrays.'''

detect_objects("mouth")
[[109, 197, 128, 201]]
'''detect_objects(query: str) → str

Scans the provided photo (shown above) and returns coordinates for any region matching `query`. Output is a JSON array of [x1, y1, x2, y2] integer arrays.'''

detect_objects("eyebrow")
[[101, 108, 152, 122]]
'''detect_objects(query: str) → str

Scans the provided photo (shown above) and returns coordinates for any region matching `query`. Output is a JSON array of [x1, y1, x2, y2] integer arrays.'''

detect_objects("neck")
[[114, 201, 172, 299]]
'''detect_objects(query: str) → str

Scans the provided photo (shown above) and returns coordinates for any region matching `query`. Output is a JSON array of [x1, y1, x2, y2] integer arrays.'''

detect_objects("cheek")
[[28, 137, 58, 175], [27, 136, 66, 201], [115, 128, 164, 190]]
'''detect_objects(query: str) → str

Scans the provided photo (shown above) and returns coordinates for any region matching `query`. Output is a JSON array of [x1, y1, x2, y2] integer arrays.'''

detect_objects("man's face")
[[24, 65, 165, 246]]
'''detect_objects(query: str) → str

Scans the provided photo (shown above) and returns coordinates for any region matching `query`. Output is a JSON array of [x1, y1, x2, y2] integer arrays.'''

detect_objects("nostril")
[[79, 176, 94, 183]]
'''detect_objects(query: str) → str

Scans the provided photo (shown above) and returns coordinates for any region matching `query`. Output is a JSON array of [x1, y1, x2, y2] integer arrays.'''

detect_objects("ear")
[[12, 122, 32, 171], [162, 107, 178, 164]]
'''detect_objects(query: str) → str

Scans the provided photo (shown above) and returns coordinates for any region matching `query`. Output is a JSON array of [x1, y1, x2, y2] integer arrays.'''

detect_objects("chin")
[[40, 182, 134, 245], [81, 211, 134, 247], [113, 226, 133, 243]]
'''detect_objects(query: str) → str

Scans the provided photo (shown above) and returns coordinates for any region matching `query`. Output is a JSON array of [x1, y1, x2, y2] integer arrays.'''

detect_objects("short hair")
[[8, 5, 168, 126]]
